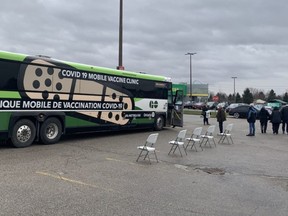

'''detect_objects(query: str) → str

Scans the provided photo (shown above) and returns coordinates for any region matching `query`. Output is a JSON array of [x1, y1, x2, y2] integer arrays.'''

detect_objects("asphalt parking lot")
[[0, 114, 288, 216]]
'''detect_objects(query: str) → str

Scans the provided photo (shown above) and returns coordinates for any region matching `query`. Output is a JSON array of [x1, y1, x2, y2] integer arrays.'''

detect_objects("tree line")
[[209, 88, 288, 104]]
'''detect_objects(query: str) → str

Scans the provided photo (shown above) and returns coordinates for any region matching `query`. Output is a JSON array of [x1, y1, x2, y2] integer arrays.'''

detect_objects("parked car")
[[206, 101, 218, 110], [229, 104, 272, 119], [184, 101, 195, 109], [225, 103, 244, 113], [228, 105, 272, 119], [193, 102, 206, 110], [229, 104, 251, 118], [216, 102, 228, 110]]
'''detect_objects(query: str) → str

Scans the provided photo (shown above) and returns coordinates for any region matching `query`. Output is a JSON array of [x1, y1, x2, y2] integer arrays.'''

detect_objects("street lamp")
[[231, 76, 237, 102], [117, 0, 124, 70], [185, 52, 197, 101]]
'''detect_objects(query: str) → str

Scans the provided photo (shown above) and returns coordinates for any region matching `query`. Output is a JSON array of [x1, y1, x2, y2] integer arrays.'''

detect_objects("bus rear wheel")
[[40, 117, 62, 145], [154, 115, 164, 131], [11, 119, 36, 148]]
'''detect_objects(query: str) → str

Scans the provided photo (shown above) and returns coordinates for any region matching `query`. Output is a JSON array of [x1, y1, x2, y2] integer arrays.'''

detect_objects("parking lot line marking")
[[36, 171, 115, 192]]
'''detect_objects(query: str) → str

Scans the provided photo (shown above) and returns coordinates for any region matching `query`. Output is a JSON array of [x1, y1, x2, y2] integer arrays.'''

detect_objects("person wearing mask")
[[216, 106, 226, 133], [270, 107, 282, 134], [258, 106, 270, 133], [247, 105, 257, 136]]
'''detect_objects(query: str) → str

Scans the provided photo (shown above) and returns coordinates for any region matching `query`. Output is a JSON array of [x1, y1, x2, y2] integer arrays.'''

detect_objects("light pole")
[[117, 0, 124, 70], [185, 52, 197, 101], [231, 76, 237, 102]]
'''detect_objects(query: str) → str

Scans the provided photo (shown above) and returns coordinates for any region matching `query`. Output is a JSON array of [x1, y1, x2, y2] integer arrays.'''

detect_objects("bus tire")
[[154, 115, 164, 131], [11, 119, 36, 148], [40, 117, 62, 145]]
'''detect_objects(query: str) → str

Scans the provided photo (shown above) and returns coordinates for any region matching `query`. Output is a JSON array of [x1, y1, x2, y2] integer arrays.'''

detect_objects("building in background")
[[176, 81, 209, 102], [172, 83, 187, 97]]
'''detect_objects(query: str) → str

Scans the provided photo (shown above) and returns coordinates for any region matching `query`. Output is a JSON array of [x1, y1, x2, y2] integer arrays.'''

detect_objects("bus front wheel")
[[154, 115, 164, 131], [11, 119, 36, 148], [40, 117, 62, 145]]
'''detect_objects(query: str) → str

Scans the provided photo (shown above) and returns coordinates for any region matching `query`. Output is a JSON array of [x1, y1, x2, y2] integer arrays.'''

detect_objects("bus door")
[[171, 90, 184, 127]]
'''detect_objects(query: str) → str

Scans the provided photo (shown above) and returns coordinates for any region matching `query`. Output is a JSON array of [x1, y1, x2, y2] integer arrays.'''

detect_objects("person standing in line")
[[246, 105, 257, 136], [270, 107, 282, 134], [202, 105, 210, 125], [258, 106, 270, 133], [280, 105, 288, 134], [216, 106, 226, 133]]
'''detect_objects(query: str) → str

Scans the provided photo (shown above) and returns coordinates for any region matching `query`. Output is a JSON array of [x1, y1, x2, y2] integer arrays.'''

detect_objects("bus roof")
[[0, 50, 171, 82]]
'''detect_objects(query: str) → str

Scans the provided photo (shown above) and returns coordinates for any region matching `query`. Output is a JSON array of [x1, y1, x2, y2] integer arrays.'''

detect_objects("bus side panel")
[[0, 54, 173, 145], [0, 112, 11, 140]]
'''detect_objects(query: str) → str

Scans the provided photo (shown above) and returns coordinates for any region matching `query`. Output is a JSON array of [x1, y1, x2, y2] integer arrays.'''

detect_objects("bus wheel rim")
[[46, 123, 59, 139], [16, 125, 32, 143]]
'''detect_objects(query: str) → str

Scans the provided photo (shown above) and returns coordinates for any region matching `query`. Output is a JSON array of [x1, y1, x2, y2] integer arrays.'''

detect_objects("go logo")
[[149, 100, 158, 109]]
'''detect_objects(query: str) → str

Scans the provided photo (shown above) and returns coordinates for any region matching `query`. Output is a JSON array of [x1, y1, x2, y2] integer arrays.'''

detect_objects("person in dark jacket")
[[201, 105, 209, 125], [216, 106, 226, 133], [280, 105, 288, 134], [270, 107, 282, 134], [247, 105, 257, 136], [258, 106, 270, 133]]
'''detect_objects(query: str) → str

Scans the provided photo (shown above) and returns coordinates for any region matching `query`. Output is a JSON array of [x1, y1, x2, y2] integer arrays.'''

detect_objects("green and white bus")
[[0, 50, 183, 147]]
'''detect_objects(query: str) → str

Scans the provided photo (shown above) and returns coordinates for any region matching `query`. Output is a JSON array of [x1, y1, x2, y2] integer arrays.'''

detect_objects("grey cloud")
[[1, 0, 288, 95]]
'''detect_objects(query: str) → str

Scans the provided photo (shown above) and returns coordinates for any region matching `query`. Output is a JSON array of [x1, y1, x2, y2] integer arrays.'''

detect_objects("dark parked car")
[[184, 101, 195, 109], [225, 103, 244, 113], [229, 104, 272, 119], [193, 102, 206, 110], [229, 105, 251, 118], [206, 101, 218, 110]]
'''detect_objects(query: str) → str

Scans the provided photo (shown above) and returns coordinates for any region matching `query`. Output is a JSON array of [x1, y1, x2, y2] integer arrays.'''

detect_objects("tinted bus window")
[[0, 60, 20, 90]]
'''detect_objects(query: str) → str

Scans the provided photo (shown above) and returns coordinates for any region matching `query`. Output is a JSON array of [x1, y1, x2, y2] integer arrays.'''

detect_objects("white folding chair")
[[185, 127, 203, 151], [136, 133, 159, 164], [218, 123, 234, 144], [200, 125, 216, 148], [168, 130, 187, 157]]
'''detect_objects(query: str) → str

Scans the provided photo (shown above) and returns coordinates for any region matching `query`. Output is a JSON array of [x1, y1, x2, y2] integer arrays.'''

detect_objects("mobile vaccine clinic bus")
[[0, 50, 183, 147]]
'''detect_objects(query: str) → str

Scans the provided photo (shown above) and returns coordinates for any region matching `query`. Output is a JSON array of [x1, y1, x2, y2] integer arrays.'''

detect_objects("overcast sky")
[[1, 0, 288, 96]]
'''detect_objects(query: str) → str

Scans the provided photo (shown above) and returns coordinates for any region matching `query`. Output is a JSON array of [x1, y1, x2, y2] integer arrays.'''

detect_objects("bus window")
[[0, 60, 19, 90]]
